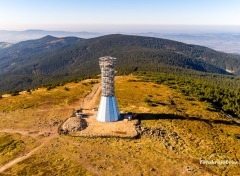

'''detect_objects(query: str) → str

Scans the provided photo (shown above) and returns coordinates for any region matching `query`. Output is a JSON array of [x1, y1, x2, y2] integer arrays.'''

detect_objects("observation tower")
[[96, 56, 120, 122]]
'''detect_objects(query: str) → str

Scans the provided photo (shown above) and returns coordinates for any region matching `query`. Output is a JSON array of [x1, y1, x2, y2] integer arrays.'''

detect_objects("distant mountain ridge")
[[0, 35, 83, 75], [134, 32, 240, 54], [0, 34, 240, 93], [1, 29, 240, 54], [0, 29, 101, 43]]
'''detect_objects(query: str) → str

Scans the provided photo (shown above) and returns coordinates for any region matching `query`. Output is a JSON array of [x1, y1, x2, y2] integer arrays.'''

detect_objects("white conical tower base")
[[97, 96, 120, 122]]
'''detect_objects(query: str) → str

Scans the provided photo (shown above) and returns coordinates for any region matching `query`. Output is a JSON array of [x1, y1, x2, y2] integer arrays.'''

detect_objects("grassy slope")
[[116, 76, 240, 175], [0, 80, 94, 176], [0, 133, 37, 166], [0, 76, 239, 176], [0, 80, 94, 130]]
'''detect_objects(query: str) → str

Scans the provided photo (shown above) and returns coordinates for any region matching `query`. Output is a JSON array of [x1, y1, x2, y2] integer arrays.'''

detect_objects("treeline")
[[1, 62, 240, 97], [140, 66, 240, 92], [134, 72, 240, 119], [0, 73, 99, 95]]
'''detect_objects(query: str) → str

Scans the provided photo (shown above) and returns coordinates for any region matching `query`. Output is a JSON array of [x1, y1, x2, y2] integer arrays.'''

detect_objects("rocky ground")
[[136, 126, 186, 155], [60, 110, 139, 138], [61, 116, 87, 133]]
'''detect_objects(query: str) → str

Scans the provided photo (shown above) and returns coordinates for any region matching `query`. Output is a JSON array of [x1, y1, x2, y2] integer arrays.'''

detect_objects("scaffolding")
[[99, 56, 116, 97]]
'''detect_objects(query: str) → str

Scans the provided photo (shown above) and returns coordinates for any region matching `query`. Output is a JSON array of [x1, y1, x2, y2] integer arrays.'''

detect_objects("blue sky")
[[0, 0, 240, 31]]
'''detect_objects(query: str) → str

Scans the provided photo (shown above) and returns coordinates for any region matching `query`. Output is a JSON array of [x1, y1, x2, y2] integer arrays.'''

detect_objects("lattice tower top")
[[99, 56, 116, 97]]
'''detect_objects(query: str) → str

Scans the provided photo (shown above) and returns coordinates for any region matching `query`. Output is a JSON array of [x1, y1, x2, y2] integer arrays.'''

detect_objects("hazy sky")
[[0, 0, 240, 32]]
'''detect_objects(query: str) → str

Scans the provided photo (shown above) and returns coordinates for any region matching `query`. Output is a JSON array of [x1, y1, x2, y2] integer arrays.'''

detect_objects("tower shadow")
[[138, 113, 240, 127]]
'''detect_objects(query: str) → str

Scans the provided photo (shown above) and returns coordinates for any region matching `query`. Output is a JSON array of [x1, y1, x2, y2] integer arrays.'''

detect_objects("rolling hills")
[[1, 34, 240, 94]]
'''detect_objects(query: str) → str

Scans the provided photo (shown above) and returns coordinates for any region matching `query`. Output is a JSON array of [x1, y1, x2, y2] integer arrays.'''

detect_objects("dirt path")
[[0, 143, 44, 173], [80, 76, 119, 109], [0, 128, 58, 138], [81, 83, 101, 109], [0, 82, 101, 173], [0, 133, 58, 173], [36, 107, 71, 112], [0, 129, 31, 136]]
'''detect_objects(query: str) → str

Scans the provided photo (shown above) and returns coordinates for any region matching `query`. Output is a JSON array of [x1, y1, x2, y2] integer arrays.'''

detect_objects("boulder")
[[61, 117, 87, 133]]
